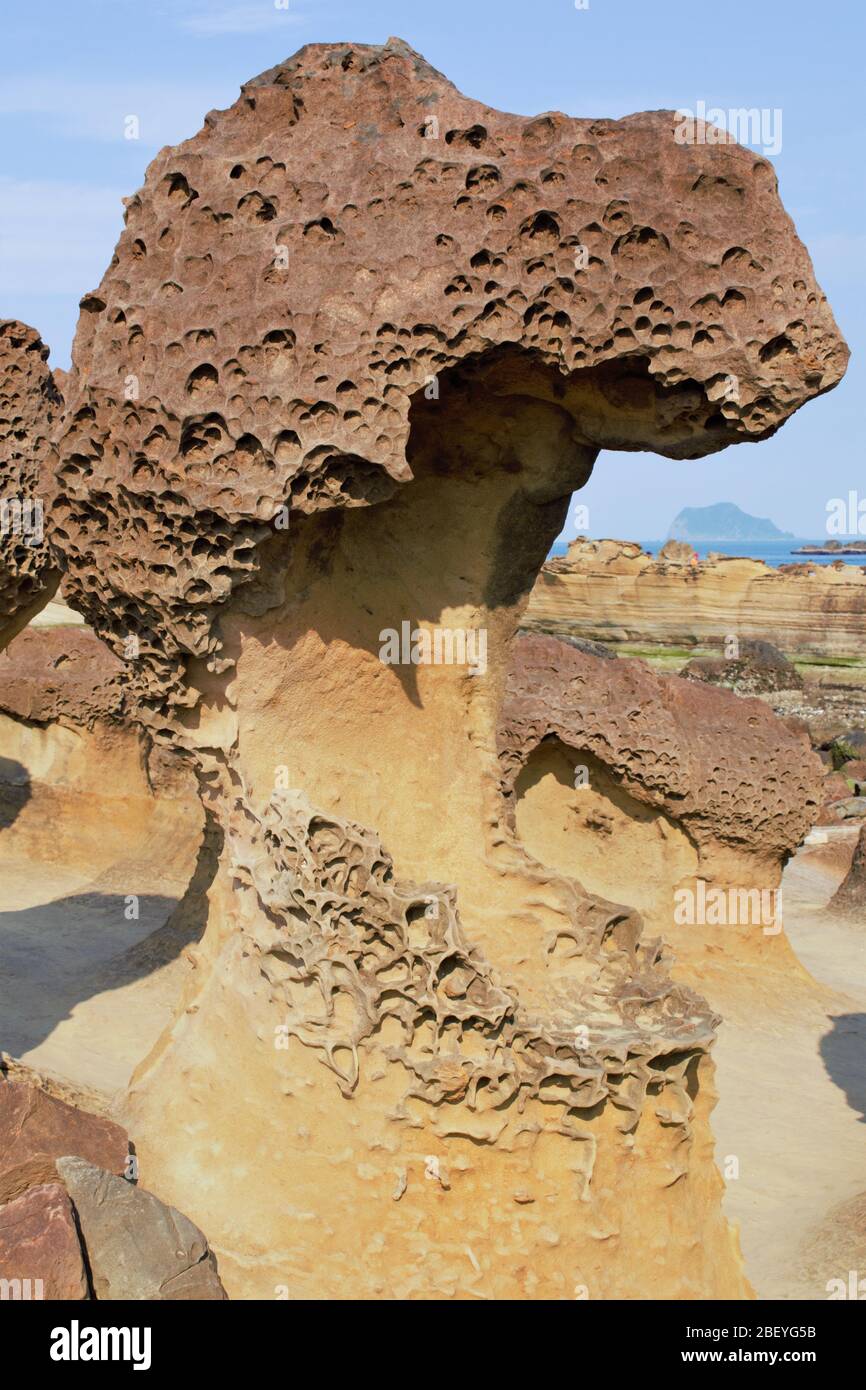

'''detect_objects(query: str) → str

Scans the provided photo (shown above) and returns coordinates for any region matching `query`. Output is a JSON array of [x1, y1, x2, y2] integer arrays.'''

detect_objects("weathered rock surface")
[[830, 825, 866, 918], [0, 321, 61, 650], [500, 633, 823, 962], [681, 638, 803, 694], [50, 38, 847, 722], [0, 1081, 130, 1204], [0, 1181, 88, 1300], [55, 1157, 226, 1300], [0, 625, 126, 726], [527, 537, 866, 658], [19, 38, 845, 1298]]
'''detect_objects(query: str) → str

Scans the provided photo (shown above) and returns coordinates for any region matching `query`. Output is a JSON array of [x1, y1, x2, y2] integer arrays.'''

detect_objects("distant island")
[[793, 540, 866, 555], [668, 502, 795, 542]]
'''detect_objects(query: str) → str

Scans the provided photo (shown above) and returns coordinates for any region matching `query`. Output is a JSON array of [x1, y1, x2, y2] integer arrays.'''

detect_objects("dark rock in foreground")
[[56, 1157, 227, 1300]]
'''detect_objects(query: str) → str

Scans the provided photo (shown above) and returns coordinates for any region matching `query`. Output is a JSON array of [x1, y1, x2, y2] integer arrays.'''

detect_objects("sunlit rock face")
[[525, 538, 866, 659], [0, 321, 62, 650], [40, 38, 846, 1298]]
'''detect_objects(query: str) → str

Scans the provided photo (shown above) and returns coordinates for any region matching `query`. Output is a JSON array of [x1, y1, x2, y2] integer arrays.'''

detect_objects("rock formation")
[[503, 633, 821, 876], [1, 38, 848, 1298], [830, 823, 866, 918], [501, 633, 822, 969], [0, 321, 62, 650], [56, 1157, 227, 1301], [527, 537, 866, 658], [0, 1080, 129, 1205], [0, 625, 127, 727], [681, 638, 803, 694], [0, 1076, 226, 1299]]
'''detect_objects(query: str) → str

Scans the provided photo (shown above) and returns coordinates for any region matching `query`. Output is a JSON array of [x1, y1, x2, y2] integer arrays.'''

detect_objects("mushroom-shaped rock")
[[45, 40, 846, 1299]]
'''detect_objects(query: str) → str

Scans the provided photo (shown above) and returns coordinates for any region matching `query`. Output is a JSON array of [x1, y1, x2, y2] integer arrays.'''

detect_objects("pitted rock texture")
[[41, 39, 845, 1299], [526, 537, 866, 658], [50, 37, 846, 721], [233, 789, 714, 1137], [0, 321, 61, 649], [501, 633, 823, 864], [0, 625, 127, 727]]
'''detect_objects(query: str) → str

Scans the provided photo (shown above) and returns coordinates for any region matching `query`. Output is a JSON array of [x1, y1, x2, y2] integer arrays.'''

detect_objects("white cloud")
[[178, 2, 305, 35], [0, 177, 126, 296]]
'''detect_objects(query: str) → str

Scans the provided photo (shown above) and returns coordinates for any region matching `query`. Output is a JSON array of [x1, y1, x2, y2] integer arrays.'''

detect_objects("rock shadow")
[[820, 1013, 866, 1123], [0, 757, 30, 830]]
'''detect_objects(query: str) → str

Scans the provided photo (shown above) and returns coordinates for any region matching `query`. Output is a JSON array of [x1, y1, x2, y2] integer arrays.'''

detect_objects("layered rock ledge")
[[526, 537, 866, 658]]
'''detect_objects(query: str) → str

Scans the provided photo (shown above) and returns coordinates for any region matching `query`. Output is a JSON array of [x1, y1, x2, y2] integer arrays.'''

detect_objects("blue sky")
[[1, 0, 861, 539]]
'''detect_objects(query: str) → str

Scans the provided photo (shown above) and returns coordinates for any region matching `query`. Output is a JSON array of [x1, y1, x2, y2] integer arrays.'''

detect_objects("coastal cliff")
[[526, 538, 866, 658]]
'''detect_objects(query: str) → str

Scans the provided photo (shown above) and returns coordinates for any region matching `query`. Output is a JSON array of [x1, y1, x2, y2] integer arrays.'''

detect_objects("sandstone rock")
[[843, 759, 866, 789], [0, 1181, 88, 1300], [55, 1157, 226, 1300], [0, 625, 126, 726], [526, 539, 866, 659], [0, 1081, 129, 1204], [0, 1055, 114, 1117], [501, 632, 822, 873], [0, 321, 62, 650], [830, 824, 866, 918], [823, 772, 854, 802], [781, 713, 813, 747], [33, 38, 844, 1299], [658, 539, 697, 564], [681, 639, 803, 694]]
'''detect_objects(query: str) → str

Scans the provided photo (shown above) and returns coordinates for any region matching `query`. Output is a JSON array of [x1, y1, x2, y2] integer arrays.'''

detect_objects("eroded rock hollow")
[[37, 38, 847, 1297]]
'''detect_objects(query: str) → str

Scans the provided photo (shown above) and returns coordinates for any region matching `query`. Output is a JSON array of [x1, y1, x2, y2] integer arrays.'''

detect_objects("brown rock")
[[0, 625, 126, 727], [0, 1182, 88, 1300], [49, 38, 847, 721], [0, 321, 62, 650], [33, 38, 845, 1300], [55, 1157, 227, 1300], [823, 771, 854, 801], [830, 824, 866, 918], [0, 1082, 129, 1204], [500, 632, 822, 864], [843, 759, 866, 781], [686, 638, 802, 693]]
